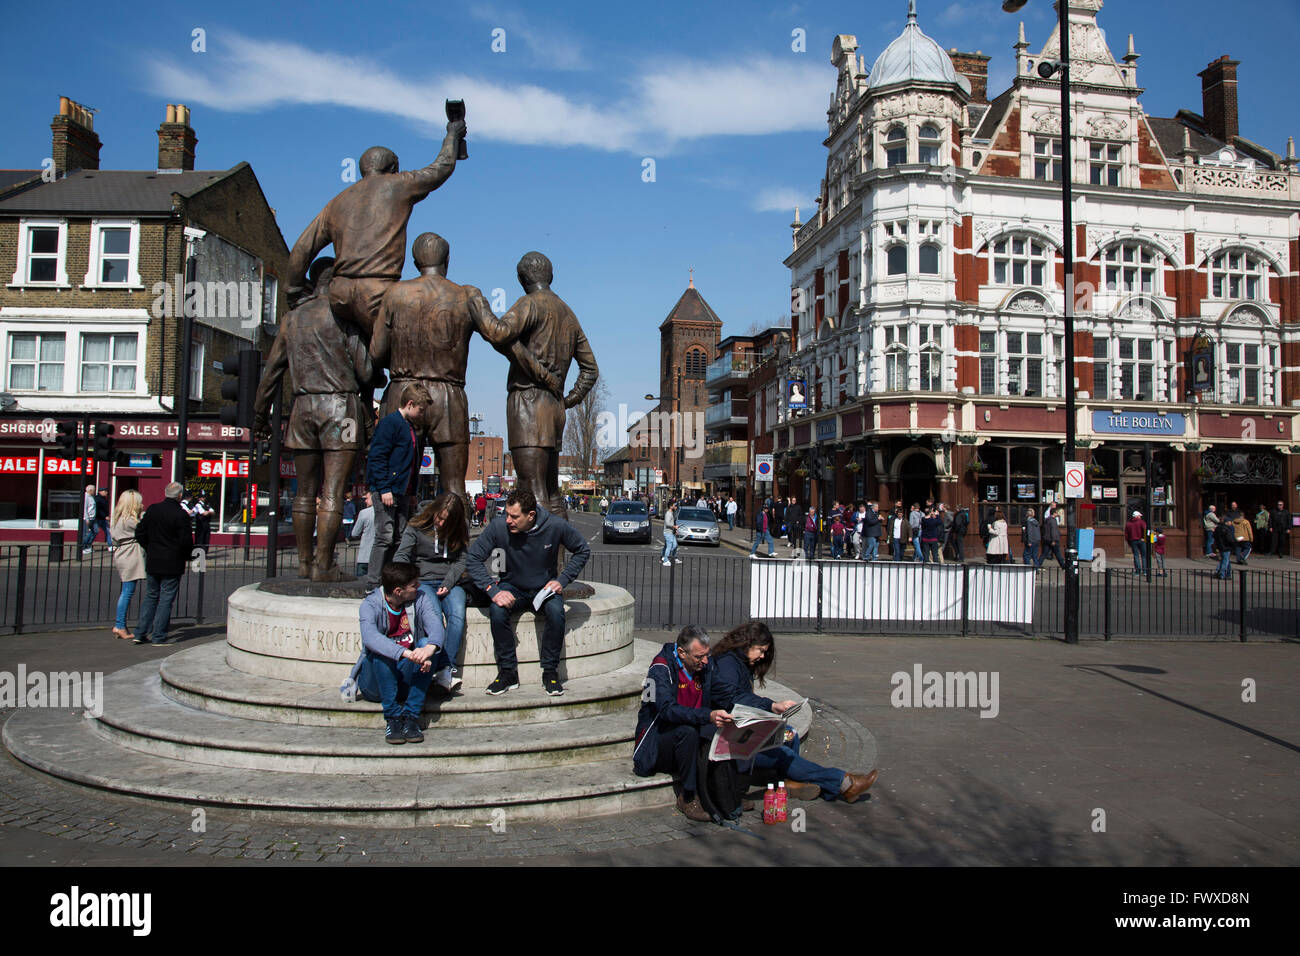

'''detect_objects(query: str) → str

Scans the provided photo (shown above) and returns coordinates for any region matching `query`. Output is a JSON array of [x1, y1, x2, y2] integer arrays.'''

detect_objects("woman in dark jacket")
[[711, 621, 877, 803], [394, 492, 469, 693]]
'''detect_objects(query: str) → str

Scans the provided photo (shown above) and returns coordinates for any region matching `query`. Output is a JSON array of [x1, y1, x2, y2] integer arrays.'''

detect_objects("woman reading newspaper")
[[710, 621, 878, 803]]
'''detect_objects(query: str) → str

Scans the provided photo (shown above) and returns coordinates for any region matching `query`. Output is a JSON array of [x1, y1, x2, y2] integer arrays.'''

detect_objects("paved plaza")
[[1, 620, 1295, 867]]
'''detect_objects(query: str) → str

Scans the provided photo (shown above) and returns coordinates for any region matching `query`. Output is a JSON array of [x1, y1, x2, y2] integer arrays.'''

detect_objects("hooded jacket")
[[465, 507, 590, 596], [633, 642, 715, 777]]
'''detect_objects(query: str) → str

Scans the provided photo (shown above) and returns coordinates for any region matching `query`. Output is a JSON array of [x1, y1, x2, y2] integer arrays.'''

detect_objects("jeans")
[[365, 494, 409, 588], [1216, 549, 1232, 578], [802, 531, 818, 559], [746, 732, 844, 801], [1037, 541, 1064, 569], [82, 519, 110, 549], [419, 582, 467, 673], [892, 539, 905, 561], [115, 578, 139, 629], [863, 536, 879, 561], [922, 540, 940, 563], [1235, 542, 1251, 563], [750, 530, 775, 556], [831, 537, 845, 559], [357, 650, 433, 720], [487, 581, 566, 674], [134, 574, 180, 643], [912, 530, 923, 561], [1023, 543, 1039, 566], [1204, 529, 1216, 556], [727, 514, 735, 530], [662, 530, 678, 562], [653, 724, 703, 797], [1129, 540, 1148, 574]]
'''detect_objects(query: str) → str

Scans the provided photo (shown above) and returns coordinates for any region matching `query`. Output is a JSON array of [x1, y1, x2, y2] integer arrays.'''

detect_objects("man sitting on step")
[[345, 562, 444, 745], [632, 626, 736, 823]]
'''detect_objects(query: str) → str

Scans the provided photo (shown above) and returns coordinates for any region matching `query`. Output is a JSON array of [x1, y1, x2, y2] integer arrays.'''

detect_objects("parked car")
[[675, 506, 721, 547], [602, 500, 651, 544]]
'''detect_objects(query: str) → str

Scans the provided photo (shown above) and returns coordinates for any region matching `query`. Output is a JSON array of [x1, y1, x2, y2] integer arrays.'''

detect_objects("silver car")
[[675, 507, 721, 547]]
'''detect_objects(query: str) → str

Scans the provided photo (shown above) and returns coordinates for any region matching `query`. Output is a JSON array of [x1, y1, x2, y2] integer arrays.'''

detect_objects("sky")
[[3, 0, 1298, 448]]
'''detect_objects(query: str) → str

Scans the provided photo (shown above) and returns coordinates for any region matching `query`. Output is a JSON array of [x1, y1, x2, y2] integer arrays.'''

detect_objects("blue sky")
[[3, 0, 1298, 444]]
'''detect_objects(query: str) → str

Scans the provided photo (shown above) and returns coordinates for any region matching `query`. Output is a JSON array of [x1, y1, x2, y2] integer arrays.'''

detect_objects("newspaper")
[[707, 698, 808, 762]]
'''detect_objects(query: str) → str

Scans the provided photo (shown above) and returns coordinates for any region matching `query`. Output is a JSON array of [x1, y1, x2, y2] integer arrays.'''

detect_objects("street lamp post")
[[1004, 0, 1079, 643]]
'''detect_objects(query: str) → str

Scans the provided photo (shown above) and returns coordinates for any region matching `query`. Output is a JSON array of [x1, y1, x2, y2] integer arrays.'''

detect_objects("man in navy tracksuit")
[[364, 383, 428, 589], [465, 489, 590, 697], [632, 626, 735, 823]]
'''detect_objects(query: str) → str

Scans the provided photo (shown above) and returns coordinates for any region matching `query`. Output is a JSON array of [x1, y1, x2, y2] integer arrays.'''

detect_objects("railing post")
[[961, 563, 970, 637], [1239, 570, 1247, 643], [195, 564, 206, 626], [14, 546, 29, 635], [1103, 567, 1112, 641], [665, 556, 675, 629], [815, 560, 823, 634]]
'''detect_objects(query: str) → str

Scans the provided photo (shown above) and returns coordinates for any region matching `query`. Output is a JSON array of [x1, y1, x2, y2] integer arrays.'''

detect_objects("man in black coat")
[[783, 497, 802, 551], [1271, 501, 1291, 557], [133, 482, 194, 645]]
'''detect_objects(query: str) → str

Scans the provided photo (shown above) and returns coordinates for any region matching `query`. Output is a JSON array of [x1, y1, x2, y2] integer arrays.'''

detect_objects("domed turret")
[[866, 1, 971, 96]]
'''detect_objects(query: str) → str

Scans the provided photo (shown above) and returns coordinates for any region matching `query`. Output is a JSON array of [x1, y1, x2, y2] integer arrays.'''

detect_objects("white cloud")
[[143, 32, 828, 154], [467, 4, 588, 71], [752, 187, 813, 213]]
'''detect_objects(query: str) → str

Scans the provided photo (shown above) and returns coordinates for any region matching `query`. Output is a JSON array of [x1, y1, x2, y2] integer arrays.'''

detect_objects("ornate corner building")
[[768, 0, 1300, 557]]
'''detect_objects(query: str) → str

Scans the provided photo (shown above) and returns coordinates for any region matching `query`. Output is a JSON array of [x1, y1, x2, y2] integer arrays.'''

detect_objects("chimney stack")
[[157, 103, 197, 171], [949, 50, 991, 105], [1198, 55, 1240, 144], [50, 96, 101, 176]]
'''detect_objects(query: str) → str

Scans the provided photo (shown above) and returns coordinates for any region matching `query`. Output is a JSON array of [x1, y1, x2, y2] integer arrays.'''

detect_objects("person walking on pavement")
[[802, 507, 819, 560], [749, 504, 776, 558], [985, 509, 1009, 564], [1231, 511, 1253, 565], [1202, 504, 1220, 558], [80, 484, 99, 553], [951, 505, 969, 563], [725, 496, 737, 531], [109, 489, 146, 640], [784, 497, 801, 552], [1213, 517, 1235, 579], [1125, 510, 1149, 575], [662, 499, 681, 567], [1270, 501, 1291, 557], [132, 482, 193, 645], [1022, 508, 1041, 567], [1038, 505, 1064, 569]]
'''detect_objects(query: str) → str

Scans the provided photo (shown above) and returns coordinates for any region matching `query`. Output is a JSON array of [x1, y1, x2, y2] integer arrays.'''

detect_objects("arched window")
[[919, 244, 940, 275], [918, 124, 942, 165], [1101, 242, 1160, 294], [991, 235, 1051, 286], [1209, 250, 1270, 301], [919, 324, 943, 391], [887, 245, 908, 276], [886, 126, 907, 167], [684, 348, 707, 378]]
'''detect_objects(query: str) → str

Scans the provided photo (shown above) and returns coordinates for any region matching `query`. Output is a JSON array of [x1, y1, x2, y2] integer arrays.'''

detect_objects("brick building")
[[0, 98, 289, 537], [773, 1, 1300, 558], [631, 276, 722, 504]]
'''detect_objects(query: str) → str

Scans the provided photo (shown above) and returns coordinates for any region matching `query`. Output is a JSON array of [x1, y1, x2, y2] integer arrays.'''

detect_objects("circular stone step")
[[225, 581, 635, 687], [160, 641, 650, 728]]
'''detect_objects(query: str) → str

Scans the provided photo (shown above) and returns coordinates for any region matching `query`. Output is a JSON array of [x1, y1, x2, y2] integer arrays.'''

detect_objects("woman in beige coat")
[[985, 508, 1010, 564], [110, 489, 146, 639]]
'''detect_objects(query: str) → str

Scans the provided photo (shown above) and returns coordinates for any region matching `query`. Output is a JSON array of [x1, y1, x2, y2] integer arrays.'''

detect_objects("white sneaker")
[[435, 667, 463, 693], [674, 558, 682, 564], [661, 559, 671, 567], [81, 548, 92, 554], [108, 545, 116, 552]]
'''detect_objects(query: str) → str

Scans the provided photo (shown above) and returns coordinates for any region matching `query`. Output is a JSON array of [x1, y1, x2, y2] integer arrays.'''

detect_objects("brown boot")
[[840, 768, 879, 803], [675, 794, 711, 823]]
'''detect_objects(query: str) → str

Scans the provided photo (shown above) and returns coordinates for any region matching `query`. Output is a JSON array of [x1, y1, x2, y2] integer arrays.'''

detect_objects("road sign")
[[1064, 461, 1085, 499], [419, 447, 436, 475], [755, 454, 774, 480], [623, 479, 636, 492]]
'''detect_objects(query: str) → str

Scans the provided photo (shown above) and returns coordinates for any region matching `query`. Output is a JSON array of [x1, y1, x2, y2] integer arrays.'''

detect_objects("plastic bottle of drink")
[[763, 783, 776, 824], [775, 780, 788, 823]]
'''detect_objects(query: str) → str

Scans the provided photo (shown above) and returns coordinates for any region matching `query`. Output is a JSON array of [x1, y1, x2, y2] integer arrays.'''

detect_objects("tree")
[[563, 373, 609, 482]]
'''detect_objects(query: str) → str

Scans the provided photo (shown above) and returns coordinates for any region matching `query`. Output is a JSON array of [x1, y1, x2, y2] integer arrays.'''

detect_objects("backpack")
[[694, 744, 752, 825]]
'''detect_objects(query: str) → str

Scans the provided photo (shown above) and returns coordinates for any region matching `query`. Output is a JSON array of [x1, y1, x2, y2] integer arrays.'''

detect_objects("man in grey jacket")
[[465, 489, 590, 697], [346, 561, 444, 745]]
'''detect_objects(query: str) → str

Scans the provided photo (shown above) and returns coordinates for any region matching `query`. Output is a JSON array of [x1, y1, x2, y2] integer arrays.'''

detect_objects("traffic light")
[[254, 439, 271, 465], [219, 349, 260, 429], [55, 420, 79, 460], [92, 421, 120, 462]]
